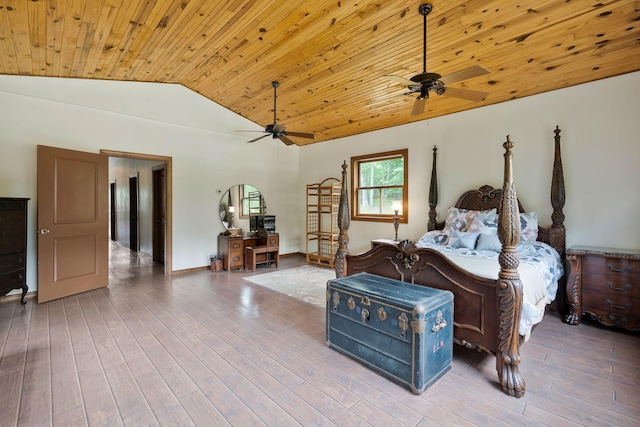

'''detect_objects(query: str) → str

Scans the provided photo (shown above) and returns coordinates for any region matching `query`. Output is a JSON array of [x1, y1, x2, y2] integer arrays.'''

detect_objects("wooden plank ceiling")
[[1, 0, 639, 145]]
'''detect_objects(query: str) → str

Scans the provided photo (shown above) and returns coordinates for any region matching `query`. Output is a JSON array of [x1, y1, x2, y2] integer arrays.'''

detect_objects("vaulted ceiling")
[[1, 0, 639, 145]]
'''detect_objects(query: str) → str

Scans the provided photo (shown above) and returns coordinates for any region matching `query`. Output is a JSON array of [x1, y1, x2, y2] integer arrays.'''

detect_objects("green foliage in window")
[[358, 157, 404, 215]]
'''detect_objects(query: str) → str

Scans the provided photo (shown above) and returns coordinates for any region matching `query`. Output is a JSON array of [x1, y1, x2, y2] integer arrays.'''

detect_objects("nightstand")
[[565, 246, 640, 331], [370, 239, 399, 249]]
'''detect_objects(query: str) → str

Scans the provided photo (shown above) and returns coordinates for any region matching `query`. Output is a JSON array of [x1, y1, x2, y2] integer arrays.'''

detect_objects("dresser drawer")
[[0, 211, 26, 254], [582, 290, 639, 317], [0, 269, 26, 290], [0, 252, 26, 275], [0, 199, 27, 211], [229, 240, 244, 256], [581, 290, 639, 330], [581, 272, 639, 298], [581, 255, 640, 280], [265, 234, 279, 247]]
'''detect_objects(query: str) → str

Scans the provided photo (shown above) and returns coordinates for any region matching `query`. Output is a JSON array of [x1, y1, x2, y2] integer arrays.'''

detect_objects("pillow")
[[475, 233, 502, 252], [442, 208, 497, 235], [447, 230, 480, 249], [520, 212, 538, 243], [467, 215, 498, 235], [417, 230, 449, 246]]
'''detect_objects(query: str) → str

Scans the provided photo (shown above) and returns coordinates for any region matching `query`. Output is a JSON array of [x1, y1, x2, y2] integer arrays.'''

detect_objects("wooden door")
[[37, 146, 108, 303], [152, 166, 166, 264], [129, 175, 138, 251], [110, 181, 117, 241]]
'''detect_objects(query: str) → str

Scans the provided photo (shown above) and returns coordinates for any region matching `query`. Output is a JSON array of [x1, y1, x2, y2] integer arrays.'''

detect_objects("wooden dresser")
[[218, 232, 279, 270], [565, 246, 640, 331], [0, 198, 29, 304]]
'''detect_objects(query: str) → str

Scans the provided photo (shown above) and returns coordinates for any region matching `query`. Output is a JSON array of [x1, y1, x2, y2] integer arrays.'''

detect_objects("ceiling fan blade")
[[439, 65, 490, 85], [278, 135, 295, 146], [367, 90, 415, 106], [383, 75, 418, 86], [285, 131, 314, 139], [410, 97, 427, 117], [247, 134, 270, 143], [443, 86, 489, 102]]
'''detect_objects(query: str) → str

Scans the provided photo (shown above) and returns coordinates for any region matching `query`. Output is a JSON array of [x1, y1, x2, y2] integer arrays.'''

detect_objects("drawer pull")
[[606, 263, 631, 273], [607, 281, 632, 292], [360, 307, 370, 323], [605, 299, 631, 310]]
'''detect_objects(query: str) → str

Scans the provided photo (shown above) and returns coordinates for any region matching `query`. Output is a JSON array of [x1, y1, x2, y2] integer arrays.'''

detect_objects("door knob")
[[39, 228, 50, 234]]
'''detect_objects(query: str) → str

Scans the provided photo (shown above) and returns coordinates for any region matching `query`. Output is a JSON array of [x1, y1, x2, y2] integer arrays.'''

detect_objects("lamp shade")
[[391, 201, 402, 212]]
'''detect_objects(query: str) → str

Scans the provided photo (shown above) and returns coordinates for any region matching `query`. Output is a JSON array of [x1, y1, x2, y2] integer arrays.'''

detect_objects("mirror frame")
[[219, 184, 265, 232]]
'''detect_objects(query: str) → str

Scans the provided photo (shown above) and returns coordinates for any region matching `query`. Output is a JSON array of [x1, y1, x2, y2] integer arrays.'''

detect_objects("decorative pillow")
[[467, 215, 498, 235], [417, 230, 449, 246], [520, 212, 538, 243], [475, 233, 502, 252], [442, 208, 497, 235], [447, 230, 480, 249]]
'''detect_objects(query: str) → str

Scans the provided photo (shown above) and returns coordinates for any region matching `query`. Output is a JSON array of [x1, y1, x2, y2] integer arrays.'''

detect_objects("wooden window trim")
[[351, 149, 408, 223]]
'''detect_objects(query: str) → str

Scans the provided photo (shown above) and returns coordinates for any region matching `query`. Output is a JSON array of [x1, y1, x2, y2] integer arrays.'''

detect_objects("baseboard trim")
[[0, 291, 37, 305]]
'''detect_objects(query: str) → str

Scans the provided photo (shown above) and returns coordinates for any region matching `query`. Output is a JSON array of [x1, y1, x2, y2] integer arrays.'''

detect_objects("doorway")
[[102, 150, 173, 276]]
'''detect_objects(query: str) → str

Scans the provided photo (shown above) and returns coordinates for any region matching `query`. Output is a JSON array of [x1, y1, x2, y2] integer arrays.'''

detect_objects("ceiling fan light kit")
[[383, 3, 490, 117]]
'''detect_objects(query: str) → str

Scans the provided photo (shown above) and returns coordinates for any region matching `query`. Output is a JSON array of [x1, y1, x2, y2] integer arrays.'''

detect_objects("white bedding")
[[415, 233, 564, 340]]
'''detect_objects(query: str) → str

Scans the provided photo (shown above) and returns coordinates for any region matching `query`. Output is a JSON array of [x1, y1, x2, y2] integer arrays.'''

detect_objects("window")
[[239, 185, 264, 218], [351, 149, 408, 222]]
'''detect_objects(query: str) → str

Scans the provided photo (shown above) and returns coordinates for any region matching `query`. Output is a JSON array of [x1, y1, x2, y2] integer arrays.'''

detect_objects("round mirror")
[[219, 184, 266, 233]]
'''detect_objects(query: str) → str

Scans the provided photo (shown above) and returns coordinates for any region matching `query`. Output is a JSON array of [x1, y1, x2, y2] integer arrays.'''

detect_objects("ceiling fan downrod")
[[419, 3, 432, 74], [271, 81, 279, 125]]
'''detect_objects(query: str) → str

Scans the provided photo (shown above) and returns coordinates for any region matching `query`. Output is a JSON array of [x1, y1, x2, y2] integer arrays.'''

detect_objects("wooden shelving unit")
[[306, 178, 341, 268]]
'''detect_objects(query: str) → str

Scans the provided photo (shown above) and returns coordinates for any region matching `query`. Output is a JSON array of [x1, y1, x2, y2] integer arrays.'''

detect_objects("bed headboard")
[[453, 185, 524, 213], [427, 126, 566, 256]]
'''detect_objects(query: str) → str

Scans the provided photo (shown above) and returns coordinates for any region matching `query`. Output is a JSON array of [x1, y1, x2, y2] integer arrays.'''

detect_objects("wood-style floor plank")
[[103, 361, 159, 426], [17, 303, 51, 426], [63, 296, 123, 427], [0, 242, 638, 426]]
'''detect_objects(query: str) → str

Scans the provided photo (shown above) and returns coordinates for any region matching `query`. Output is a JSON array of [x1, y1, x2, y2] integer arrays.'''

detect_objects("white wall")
[[2, 71, 639, 296], [299, 71, 640, 254], [0, 77, 300, 294]]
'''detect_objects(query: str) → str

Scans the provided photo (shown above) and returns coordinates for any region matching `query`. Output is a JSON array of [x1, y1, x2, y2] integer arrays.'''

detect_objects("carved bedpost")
[[496, 136, 525, 398], [550, 125, 566, 254], [334, 161, 350, 278], [428, 146, 438, 231]]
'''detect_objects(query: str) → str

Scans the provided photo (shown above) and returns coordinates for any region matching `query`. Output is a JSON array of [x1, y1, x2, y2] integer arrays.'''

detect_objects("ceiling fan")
[[240, 81, 314, 146], [384, 3, 490, 117]]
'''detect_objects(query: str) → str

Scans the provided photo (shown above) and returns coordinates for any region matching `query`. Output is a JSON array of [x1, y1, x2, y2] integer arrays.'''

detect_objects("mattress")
[[415, 237, 564, 340]]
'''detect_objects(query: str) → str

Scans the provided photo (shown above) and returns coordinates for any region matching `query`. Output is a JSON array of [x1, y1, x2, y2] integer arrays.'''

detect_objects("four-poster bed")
[[333, 127, 566, 397]]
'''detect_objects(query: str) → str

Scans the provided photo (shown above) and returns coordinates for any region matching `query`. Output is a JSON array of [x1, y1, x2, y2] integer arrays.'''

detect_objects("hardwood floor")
[[1, 242, 639, 426]]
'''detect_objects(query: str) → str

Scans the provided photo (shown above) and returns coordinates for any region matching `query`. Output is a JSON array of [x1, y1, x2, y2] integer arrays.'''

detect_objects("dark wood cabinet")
[[0, 198, 29, 304], [565, 246, 640, 331], [218, 232, 279, 270]]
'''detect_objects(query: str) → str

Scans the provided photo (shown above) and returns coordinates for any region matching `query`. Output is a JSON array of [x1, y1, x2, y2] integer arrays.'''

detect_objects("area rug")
[[243, 265, 336, 307]]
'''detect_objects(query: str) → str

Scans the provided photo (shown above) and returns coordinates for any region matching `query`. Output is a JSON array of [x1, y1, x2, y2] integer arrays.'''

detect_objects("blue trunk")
[[327, 273, 453, 394]]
